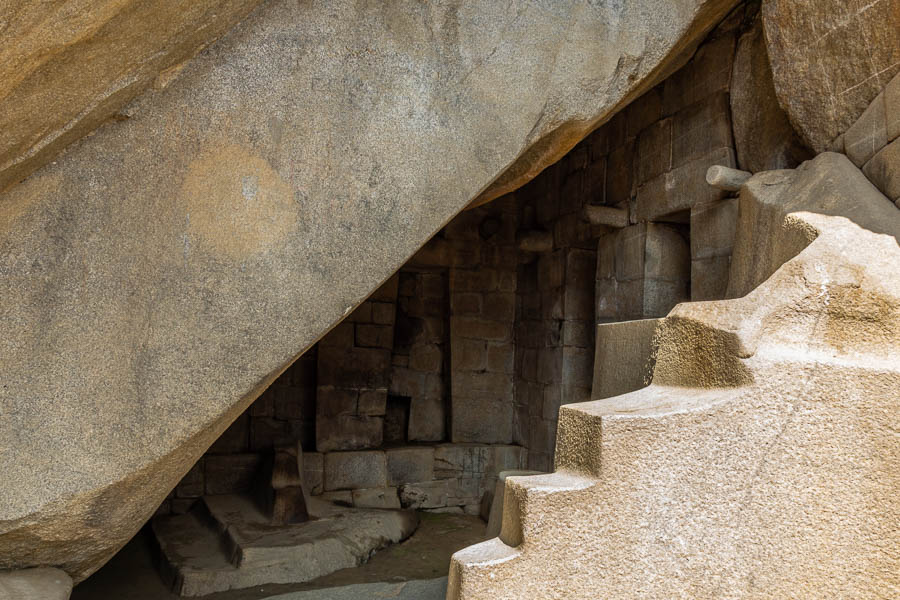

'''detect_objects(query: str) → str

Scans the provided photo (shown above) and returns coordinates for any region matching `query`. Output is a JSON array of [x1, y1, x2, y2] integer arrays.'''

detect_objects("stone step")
[[498, 471, 595, 547], [153, 495, 419, 596], [555, 385, 737, 477]]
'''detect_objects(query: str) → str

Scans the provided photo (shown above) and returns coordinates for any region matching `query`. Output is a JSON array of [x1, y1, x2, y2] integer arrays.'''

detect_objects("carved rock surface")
[[449, 158, 900, 599], [762, 0, 900, 152], [0, 0, 262, 193], [0, 0, 738, 581]]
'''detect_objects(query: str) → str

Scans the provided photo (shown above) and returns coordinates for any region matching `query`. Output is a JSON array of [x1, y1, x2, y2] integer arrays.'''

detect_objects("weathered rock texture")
[[0, 0, 740, 581], [0, 568, 72, 600], [762, 0, 900, 153], [0, 0, 263, 193], [730, 18, 810, 172], [448, 156, 900, 598]]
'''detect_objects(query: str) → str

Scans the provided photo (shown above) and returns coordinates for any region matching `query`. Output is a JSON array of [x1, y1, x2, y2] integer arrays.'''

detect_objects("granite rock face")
[[0, 568, 72, 600], [0, 0, 739, 582], [762, 0, 900, 153], [730, 18, 810, 172], [0, 0, 263, 193], [449, 157, 900, 599]]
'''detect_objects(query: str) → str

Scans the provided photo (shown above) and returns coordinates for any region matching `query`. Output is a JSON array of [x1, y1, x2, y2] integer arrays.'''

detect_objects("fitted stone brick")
[[691, 198, 739, 260], [627, 86, 663, 138], [316, 415, 383, 452], [318, 321, 354, 348], [302, 451, 324, 495], [208, 413, 249, 454], [606, 139, 636, 205], [637, 118, 672, 183], [644, 224, 689, 281], [324, 451, 387, 491], [409, 343, 443, 372], [671, 92, 733, 168], [451, 395, 514, 444], [486, 343, 514, 374], [358, 389, 387, 416], [863, 138, 900, 201], [399, 480, 451, 509], [176, 461, 205, 499], [386, 447, 435, 485], [844, 91, 888, 168], [692, 255, 732, 302], [316, 386, 358, 418], [635, 147, 734, 221], [662, 33, 735, 116], [204, 454, 262, 495], [451, 317, 512, 342], [356, 324, 394, 349], [250, 417, 295, 452]]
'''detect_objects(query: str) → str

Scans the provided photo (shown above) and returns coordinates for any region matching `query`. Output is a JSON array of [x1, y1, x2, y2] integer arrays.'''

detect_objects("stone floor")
[[72, 512, 485, 600]]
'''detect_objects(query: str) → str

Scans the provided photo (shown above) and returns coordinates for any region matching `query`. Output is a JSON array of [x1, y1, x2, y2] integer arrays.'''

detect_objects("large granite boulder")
[[0, 0, 262, 193], [0, 0, 739, 582], [762, 0, 900, 152]]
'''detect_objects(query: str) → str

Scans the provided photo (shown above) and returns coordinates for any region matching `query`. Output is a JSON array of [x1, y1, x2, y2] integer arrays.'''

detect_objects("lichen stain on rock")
[[179, 144, 297, 258]]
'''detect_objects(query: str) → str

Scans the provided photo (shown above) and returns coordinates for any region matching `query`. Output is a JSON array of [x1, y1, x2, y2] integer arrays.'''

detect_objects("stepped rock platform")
[[153, 496, 418, 596]]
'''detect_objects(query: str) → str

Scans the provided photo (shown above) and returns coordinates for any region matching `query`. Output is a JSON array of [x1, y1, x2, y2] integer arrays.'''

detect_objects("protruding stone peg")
[[583, 205, 628, 228], [706, 165, 752, 191]]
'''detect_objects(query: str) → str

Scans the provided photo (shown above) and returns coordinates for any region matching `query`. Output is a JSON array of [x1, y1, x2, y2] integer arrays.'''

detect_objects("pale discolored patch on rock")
[[180, 144, 298, 258]]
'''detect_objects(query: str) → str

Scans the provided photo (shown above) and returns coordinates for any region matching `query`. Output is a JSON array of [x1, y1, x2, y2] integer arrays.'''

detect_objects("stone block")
[[540, 288, 564, 321], [358, 388, 388, 416], [351, 487, 401, 509], [316, 415, 383, 452], [451, 395, 513, 444], [692, 255, 732, 302], [863, 138, 900, 201], [605, 139, 635, 205], [595, 277, 618, 320], [615, 224, 646, 281], [347, 301, 372, 323], [887, 73, 900, 143], [642, 278, 689, 318], [671, 92, 733, 168], [537, 251, 566, 290], [0, 568, 73, 600], [451, 316, 512, 342], [627, 86, 663, 138], [249, 390, 274, 417], [585, 157, 606, 204], [369, 273, 399, 302], [386, 447, 435, 485], [453, 371, 514, 397], [482, 292, 516, 322], [171, 498, 198, 515], [562, 346, 594, 390], [562, 320, 593, 348], [451, 293, 481, 315], [324, 450, 387, 491], [318, 321, 354, 348], [318, 346, 391, 388], [316, 386, 358, 418], [529, 417, 557, 458], [690, 197, 739, 260], [637, 118, 672, 184], [399, 480, 451, 509], [644, 223, 690, 281], [592, 319, 660, 400], [452, 338, 487, 372], [371, 301, 396, 325], [486, 343, 514, 374], [274, 386, 316, 421], [596, 233, 616, 279], [434, 444, 490, 479], [250, 417, 295, 452], [302, 451, 324, 495], [408, 396, 446, 442], [564, 286, 593, 322], [451, 268, 497, 293], [541, 385, 562, 421], [615, 278, 645, 321], [356, 323, 394, 349], [635, 147, 734, 221], [389, 366, 425, 398], [409, 343, 443, 372], [207, 412, 249, 454], [204, 454, 261, 495], [844, 92, 887, 168], [662, 33, 735, 115], [175, 461, 205, 499], [537, 347, 561, 385]]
